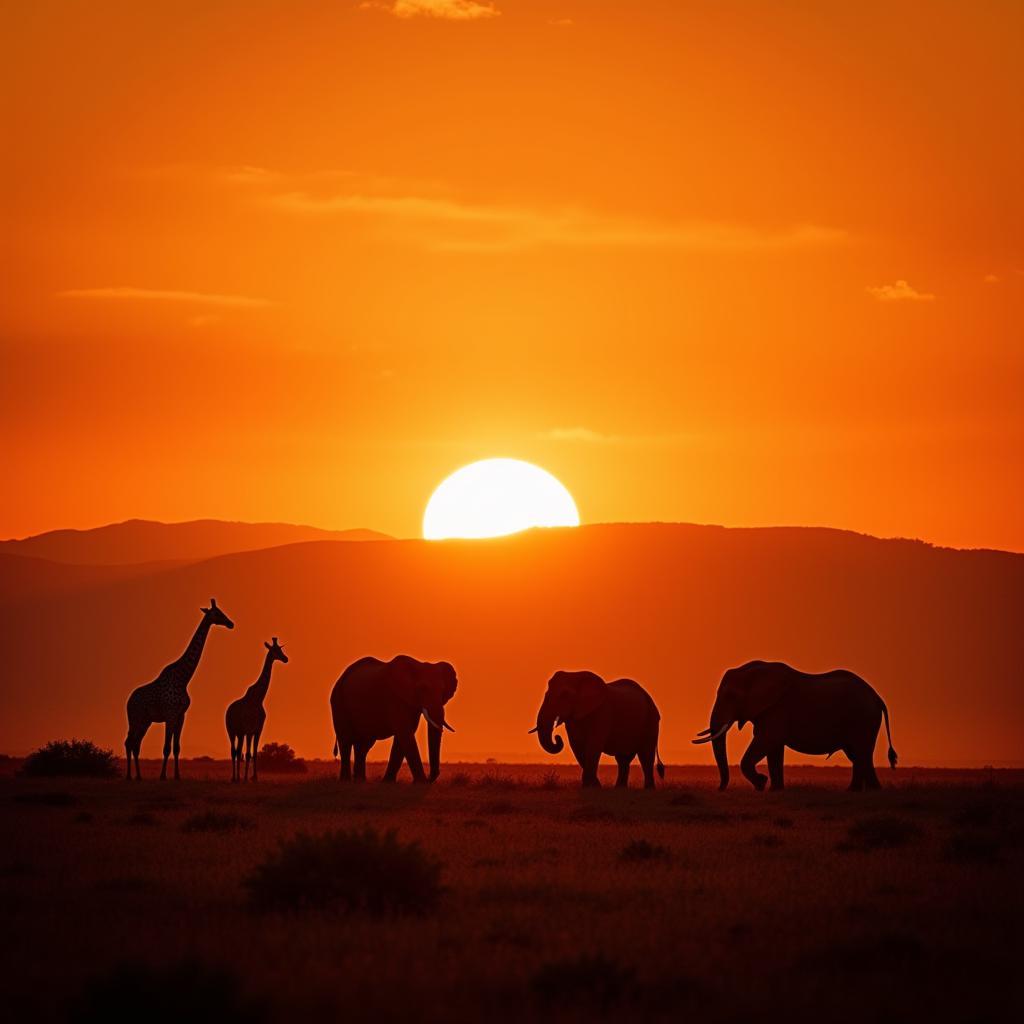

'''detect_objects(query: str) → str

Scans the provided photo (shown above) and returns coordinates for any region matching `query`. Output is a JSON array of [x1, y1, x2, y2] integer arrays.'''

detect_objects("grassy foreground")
[[1, 762, 1021, 1023]]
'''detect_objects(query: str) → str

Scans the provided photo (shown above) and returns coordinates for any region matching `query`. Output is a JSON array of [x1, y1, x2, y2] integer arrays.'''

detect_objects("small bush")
[[532, 954, 638, 1010], [945, 832, 1000, 864], [538, 769, 561, 790], [620, 839, 670, 863], [21, 739, 118, 779], [182, 812, 256, 834], [840, 815, 923, 851], [245, 828, 441, 915], [447, 770, 472, 787], [70, 959, 267, 1023], [257, 742, 307, 774], [14, 790, 78, 807]]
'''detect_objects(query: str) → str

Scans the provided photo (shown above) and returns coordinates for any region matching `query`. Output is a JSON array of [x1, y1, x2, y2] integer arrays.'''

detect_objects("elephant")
[[693, 660, 897, 791], [531, 670, 665, 788], [330, 655, 457, 783]]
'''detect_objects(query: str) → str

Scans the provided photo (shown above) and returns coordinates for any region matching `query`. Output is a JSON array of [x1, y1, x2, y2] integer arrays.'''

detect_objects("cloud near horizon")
[[866, 280, 935, 302], [268, 188, 846, 253], [59, 287, 272, 308], [360, 0, 499, 20]]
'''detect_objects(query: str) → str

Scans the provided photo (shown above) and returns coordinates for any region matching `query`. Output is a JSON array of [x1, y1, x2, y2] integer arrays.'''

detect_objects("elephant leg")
[[353, 742, 372, 782], [615, 755, 631, 788], [639, 746, 657, 789], [767, 746, 785, 790], [740, 736, 769, 791], [229, 736, 236, 782], [581, 748, 602, 788], [403, 733, 428, 783], [339, 741, 352, 781], [244, 735, 251, 782], [382, 737, 405, 783], [844, 749, 864, 791]]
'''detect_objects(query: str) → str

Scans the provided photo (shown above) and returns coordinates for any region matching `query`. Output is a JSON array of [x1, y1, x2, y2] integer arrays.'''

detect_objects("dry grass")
[[0, 763, 1021, 1023]]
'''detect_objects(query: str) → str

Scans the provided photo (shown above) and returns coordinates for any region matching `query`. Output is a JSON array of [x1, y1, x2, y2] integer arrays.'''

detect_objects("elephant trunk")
[[427, 721, 442, 781], [710, 698, 732, 790], [535, 699, 564, 755]]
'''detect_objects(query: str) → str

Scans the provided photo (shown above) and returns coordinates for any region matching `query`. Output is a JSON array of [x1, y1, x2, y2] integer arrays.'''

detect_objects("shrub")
[[840, 815, 923, 851], [245, 828, 441, 915], [70, 959, 267, 1023], [21, 739, 118, 778], [257, 742, 307, 774], [532, 954, 639, 1010], [182, 812, 256, 834], [620, 839, 670, 863]]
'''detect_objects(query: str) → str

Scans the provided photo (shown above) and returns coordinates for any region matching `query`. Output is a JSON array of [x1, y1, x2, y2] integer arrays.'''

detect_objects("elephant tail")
[[882, 703, 897, 769], [656, 745, 665, 780], [333, 739, 338, 758]]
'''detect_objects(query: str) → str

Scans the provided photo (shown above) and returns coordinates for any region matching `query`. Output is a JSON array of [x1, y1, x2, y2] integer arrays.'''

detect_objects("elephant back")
[[608, 678, 661, 720]]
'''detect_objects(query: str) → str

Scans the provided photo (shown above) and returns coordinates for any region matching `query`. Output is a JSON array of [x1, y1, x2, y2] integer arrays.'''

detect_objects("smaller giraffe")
[[125, 598, 235, 780], [226, 638, 288, 782]]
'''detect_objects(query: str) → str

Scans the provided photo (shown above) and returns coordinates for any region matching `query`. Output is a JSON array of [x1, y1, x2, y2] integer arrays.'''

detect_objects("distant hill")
[[0, 522, 1020, 767], [0, 519, 390, 566]]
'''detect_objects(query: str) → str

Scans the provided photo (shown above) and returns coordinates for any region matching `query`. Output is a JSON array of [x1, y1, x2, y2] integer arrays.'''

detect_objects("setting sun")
[[423, 459, 580, 540]]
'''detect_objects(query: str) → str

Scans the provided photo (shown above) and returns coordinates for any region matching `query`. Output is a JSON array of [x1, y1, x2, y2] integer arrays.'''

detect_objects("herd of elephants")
[[124, 598, 898, 791]]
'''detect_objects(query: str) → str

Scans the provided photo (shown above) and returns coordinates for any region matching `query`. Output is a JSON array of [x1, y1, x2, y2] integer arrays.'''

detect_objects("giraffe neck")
[[247, 651, 276, 705], [174, 615, 213, 687]]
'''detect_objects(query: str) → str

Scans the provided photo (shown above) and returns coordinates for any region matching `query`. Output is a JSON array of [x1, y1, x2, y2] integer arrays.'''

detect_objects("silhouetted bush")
[[447, 770, 472, 787], [257, 742, 307, 773], [532, 954, 639, 1010], [620, 839, 670, 862], [21, 739, 118, 778], [245, 828, 441, 915], [14, 790, 78, 806], [70, 958, 267, 1023], [182, 812, 256, 833], [945, 831, 1000, 864], [840, 815, 923, 851], [538, 769, 561, 790]]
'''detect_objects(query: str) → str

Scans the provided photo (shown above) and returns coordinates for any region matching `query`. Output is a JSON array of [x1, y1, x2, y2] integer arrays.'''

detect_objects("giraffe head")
[[265, 637, 288, 664], [201, 597, 234, 630]]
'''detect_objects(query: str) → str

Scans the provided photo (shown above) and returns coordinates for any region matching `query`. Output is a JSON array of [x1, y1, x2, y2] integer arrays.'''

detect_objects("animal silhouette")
[[531, 670, 665, 788], [226, 638, 288, 782], [693, 660, 897, 791], [330, 655, 457, 783], [124, 598, 234, 780]]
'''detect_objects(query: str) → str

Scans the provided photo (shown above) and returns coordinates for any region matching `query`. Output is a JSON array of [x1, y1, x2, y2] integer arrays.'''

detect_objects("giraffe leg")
[[160, 722, 172, 780], [172, 718, 184, 780], [252, 727, 263, 782]]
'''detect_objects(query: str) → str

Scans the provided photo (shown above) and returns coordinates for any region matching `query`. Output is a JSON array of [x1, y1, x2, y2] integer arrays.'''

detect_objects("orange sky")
[[3, 1, 1022, 549]]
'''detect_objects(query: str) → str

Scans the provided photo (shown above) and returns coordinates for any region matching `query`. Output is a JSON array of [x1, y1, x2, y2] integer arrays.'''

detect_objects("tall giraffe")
[[225, 637, 288, 782], [124, 598, 234, 780]]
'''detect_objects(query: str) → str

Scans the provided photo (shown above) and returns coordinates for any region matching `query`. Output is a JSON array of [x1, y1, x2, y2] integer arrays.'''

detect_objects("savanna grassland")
[[2, 762, 1021, 1023]]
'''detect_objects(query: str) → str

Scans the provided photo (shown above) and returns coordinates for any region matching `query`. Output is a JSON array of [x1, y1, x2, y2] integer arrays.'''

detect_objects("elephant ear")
[[571, 671, 608, 720], [384, 656, 421, 710], [741, 665, 793, 721]]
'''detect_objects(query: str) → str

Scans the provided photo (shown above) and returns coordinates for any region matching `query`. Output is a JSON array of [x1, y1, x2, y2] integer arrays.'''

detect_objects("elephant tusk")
[[695, 727, 712, 737], [442, 720, 456, 733], [421, 707, 441, 730], [554, 716, 564, 727], [527, 726, 538, 734], [692, 721, 733, 744]]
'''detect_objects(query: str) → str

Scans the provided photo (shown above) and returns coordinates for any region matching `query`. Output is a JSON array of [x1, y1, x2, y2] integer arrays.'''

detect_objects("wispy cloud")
[[59, 287, 272, 308], [866, 280, 935, 302], [537, 427, 621, 443], [360, 0, 499, 21], [267, 188, 846, 254]]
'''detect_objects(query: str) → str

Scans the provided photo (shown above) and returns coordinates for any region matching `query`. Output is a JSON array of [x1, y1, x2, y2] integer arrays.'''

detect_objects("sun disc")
[[423, 459, 580, 540]]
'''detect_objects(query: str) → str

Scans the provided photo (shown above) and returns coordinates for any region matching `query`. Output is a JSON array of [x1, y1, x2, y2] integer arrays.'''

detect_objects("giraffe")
[[225, 637, 288, 782], [124, 598, 234, 780]]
